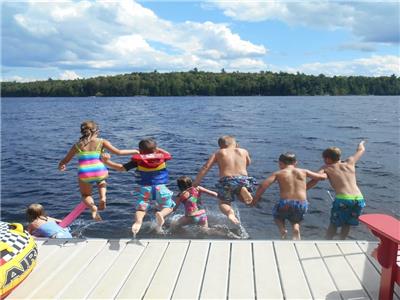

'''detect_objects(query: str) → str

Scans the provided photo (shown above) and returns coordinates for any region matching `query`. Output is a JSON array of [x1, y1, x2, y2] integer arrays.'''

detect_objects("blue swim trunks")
[[330, 194, 365, 227], [273, 199, 308, 223], [216, 176, 257, 202], [134, 184, 175, 211]]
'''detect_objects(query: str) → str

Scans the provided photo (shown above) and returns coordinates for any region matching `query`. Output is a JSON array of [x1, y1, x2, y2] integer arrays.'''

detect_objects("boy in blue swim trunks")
[[102, 138, 175, 234], [253, 153, 327, 240], [193, 136, 256, 224], [307, 141, 366, 240]]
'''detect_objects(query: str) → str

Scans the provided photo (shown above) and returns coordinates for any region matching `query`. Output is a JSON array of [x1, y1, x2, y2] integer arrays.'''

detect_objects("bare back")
[[323, 161, 361, 195], [276, 167, 308, 200], [215, 147, 249, 177], [77, 138, 102, 152]]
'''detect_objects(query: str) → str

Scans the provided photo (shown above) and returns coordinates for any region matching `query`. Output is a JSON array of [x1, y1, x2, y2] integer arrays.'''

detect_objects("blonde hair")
[[218, 135, 236, 148], [79, 120, 99, 145], [26, 203, 46, 223], [322, 147, 341, 162]]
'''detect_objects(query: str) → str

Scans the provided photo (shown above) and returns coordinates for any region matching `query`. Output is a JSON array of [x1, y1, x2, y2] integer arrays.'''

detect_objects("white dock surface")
[[8, 239, 399, 300]]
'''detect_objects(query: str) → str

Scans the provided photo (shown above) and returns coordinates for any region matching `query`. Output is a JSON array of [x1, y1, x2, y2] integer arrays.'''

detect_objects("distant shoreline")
[[2, 70, 399, 97]]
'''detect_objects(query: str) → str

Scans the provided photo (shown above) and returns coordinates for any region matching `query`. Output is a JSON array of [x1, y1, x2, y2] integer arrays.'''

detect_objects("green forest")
[[2, 70, 399, 97]]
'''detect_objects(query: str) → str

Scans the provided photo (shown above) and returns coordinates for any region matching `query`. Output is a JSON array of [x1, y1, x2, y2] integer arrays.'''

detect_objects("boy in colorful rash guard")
[[102, 138, 175, 235], [253, 153, 327, 240], [193, 135, 256, 225], [307, 141, 366, 240]]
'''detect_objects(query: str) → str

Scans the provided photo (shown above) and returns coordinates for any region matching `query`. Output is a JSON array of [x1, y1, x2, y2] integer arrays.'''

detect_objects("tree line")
[[2, 70, 399, 97]]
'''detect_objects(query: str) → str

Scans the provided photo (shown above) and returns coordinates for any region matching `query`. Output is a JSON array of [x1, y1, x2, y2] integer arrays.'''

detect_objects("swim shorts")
[[272, 199, 308, 223], [330, 194, 366, 227], [216, 176, 257, 202], [134, 184, 175, 211]]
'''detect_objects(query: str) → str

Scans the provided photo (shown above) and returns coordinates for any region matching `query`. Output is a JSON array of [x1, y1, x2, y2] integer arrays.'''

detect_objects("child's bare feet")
[[239, 187, 253, 205], [132, 222, 142, 235], [227, 212, 240, 225], [98, 199, 106, 210], [280, 229, 288, 240], [90, 205, 102, 221], [155, 212, 165, 229]]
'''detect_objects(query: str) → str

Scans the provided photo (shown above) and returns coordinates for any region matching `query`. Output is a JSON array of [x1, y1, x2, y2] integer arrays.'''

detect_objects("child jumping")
[[193, 135, 256, 224], [307, 141, 366, 240], [172, 176, 218, 230], [58, 120, 137, 221], [26, 203, 72, 238], [102, 138, 175, 235], [253, 152, 327, 240]]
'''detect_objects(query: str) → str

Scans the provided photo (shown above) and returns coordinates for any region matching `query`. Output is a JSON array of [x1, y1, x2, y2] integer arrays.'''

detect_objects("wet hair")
[[138, 138, 157, 153], [26, 203, 46, 223], [279, 152, 297, 165], [177, 176, 193, 191], [79, 120, 99, 144], [322, 147, 341, 162], [218, 135, 236, 148]]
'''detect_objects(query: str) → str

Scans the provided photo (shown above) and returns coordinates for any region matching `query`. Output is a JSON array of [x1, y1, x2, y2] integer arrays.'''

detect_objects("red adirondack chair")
[[359, 214, 400, 300]]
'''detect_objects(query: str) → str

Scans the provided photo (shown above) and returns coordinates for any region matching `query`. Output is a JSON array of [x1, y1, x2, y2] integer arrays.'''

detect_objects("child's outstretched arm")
[[102, 153, 126, 172], [306, 168, 326, 190], [253, 173, 277, 204], [58, 144, 78, 171], [347, 140, 366, 164], [102, 140, 139, 155], [193, 153, 217, 186], [197, 186, 218, 198]]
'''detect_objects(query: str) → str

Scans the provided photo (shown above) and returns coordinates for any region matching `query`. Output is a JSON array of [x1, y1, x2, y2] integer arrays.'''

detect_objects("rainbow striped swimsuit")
[[76, 140, 108, 184]]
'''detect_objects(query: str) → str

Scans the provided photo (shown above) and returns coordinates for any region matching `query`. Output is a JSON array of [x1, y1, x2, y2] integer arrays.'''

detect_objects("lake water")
[[1, 96, 399, 240]]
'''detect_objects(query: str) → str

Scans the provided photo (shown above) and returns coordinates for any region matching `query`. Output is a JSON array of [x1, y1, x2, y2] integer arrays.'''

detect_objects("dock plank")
[[172, 241, 209, 300], [115, 241, 168, 299], [58, 240, 128, 299], [274, 241, 312, 299], [253, 241, 283, 299], [200, 241, 230, 299], [229, 242, 255, 299], [317, 243, 370, 300], [339, 242, 381, 300], [143, 241, 189, 299], [88, 240, 148, 299], [296, 242, 340, 299]]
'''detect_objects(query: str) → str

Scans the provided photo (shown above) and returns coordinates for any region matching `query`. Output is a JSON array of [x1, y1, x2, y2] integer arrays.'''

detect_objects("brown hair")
[[79, 120, 99, 144], [279, 152, 297, 165], [138, 138, 157, 153], [177, 176, 193, 191], [322, 147, 341, 162], [26, 203, 46, 223], [218, 135, 236, 148]]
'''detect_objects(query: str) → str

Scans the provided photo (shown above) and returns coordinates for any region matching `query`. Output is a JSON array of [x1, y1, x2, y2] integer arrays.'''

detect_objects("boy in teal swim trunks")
[[102, 138, 175, 235], [307, 141, 366, 240], [253, 152, 327, 240], [193, 135, 256, 224]]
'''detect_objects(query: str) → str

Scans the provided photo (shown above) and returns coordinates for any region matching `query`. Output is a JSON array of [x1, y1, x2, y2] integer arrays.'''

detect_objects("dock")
[[8, 239, 400, 299]]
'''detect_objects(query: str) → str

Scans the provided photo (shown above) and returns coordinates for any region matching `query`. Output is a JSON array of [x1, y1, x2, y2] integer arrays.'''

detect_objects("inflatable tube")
[[0, 222, 37, 299]]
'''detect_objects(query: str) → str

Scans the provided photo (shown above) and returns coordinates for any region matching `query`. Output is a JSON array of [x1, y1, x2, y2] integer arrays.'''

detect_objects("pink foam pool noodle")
[[59, 202, 87, 228]]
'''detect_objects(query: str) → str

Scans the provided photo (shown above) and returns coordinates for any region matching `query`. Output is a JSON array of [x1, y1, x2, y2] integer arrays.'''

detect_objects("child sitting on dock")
[[253, 152, 327, 240], [58, 120, 137, 221], [307, 141, 366, 240], [26, 203, 72, 238], [193, 135, 256, 225], [102, 138, 175, 235], [172, 176, 218, 230]]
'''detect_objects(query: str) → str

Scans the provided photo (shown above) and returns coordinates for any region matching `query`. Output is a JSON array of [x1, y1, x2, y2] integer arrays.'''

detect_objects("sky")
[[1, 0, 399, 82]]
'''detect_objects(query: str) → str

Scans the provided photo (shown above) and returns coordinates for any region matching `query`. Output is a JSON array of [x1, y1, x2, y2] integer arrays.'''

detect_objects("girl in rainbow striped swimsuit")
[[58, 121, 138, 221]]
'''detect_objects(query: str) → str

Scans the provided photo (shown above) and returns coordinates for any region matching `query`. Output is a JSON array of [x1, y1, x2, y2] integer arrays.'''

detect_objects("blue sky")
[[1, 0, 399, 82]]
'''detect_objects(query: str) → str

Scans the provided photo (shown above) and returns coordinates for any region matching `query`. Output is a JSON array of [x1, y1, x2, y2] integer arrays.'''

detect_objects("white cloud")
[[3, 0, 267, 74], [209, 1, 399, 44], [59, 70, 80, 80], [276, 55, 400, 76]]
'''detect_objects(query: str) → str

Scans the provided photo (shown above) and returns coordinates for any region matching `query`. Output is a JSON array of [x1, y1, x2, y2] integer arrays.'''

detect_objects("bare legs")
[[155, 208, 173, 232], [239, 187, 253, 205], [97, 181, 107, 210], [274, 219, 301, 240], [132, 210, 146, 235], [132, 208, 173, 235], [326, 224, 350, 240], [219, 201, 240, 224], [79, 181, 102, 221]]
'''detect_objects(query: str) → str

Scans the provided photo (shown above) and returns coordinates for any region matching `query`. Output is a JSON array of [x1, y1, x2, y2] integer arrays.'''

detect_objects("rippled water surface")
[[1, 96, 399, 240]]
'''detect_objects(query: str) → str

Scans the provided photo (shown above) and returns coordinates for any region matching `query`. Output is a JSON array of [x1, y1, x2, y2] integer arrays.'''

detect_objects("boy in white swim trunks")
[[193, 135, 256, 224]]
